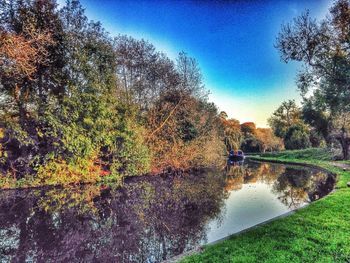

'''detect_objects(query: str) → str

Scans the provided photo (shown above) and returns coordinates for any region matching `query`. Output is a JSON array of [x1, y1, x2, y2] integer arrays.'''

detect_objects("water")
[[0, 160, 335, 263]]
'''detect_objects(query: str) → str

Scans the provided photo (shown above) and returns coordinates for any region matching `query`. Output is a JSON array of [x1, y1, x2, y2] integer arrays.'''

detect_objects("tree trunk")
[[336, 132, 350, 160], [342, 141, 349, 160]]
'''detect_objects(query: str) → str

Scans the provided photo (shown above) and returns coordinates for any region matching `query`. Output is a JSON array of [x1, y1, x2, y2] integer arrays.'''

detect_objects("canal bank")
[[179, 149, 350, 263]]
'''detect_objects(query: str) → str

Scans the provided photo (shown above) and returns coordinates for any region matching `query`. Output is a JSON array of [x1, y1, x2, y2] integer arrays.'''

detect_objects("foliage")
[[284, 123, 311, 150], [0, 0, 226, 187], [268, 100, 312, 150], [0, 0, 149, 185], [255, 128, 284, 152], [302, 96, 330, 142], [275, 0, 350, 159], [240, 122, 256, 136], [268, 100, 302, 139], [241, 128, 284, 153], [219, 117, 243, 152], [331, 112, 350, 159]]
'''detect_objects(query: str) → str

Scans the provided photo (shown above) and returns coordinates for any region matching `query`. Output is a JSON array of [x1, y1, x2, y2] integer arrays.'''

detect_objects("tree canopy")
[[0, 0, 226, 187], [275, 0, 350, 158]]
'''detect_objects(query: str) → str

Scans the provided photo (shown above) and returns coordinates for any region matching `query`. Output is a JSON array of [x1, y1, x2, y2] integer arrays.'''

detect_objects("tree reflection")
[[0, 163, 335, 262], [273, 167, 312, 208], [224, 161, 335, 209], [0, 171, 227, 262]]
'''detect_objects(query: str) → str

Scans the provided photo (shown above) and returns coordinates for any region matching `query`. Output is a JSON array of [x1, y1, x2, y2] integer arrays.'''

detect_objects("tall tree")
[[113, 35, 179, 108], [268, 100, 302, 138], [275, 0, 350, 158]]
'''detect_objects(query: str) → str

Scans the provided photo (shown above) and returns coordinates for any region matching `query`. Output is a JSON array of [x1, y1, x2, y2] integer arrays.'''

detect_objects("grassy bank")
[[181, 148, 350, 263]]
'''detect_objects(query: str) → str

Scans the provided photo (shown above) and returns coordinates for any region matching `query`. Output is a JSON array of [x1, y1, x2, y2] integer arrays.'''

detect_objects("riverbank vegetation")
[[0, 0, 232, 188], [0, 0, 349, 191], [0, 0, 300, 189], [181, 148, 350, 262]]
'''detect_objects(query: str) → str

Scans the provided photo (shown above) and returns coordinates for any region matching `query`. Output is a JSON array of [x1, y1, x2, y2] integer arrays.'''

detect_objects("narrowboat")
[[228, 150, 245, 161]]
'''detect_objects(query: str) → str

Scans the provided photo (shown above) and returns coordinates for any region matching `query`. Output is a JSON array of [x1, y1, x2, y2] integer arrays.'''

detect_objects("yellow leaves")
[[83, 117, 94, 127], [36, 127, 44, 138], [255, 128, 284, 151], [0, 174, 16, 189], [35, 156, 102, 186]]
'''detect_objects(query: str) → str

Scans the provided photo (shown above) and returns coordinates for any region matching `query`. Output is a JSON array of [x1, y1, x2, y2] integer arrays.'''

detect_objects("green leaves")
[[0, 0, 225, 186]]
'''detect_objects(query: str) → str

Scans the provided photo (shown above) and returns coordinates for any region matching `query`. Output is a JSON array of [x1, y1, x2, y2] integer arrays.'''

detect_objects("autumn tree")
[[220, 118, 243, 152], [0, 0, 66, 176], [240, 122, 256, 136], [0, 0, 228, 186], [255, 128, 284, 152], [145, 52, 221, 170]]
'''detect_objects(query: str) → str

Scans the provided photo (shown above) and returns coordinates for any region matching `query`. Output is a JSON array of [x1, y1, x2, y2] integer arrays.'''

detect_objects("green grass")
[[180, 148, 350, 263], [260, 147, 334, 161]]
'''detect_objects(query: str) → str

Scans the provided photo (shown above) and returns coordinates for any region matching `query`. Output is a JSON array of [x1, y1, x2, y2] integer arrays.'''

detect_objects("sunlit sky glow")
[[58, 0, 332, 127]]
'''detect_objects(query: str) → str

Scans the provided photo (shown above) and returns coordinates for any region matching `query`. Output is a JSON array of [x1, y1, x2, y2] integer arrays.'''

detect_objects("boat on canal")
[[228, 150, 245, 161]]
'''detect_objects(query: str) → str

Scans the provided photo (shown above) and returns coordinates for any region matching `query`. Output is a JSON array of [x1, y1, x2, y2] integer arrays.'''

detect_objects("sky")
[[58, 0, 332, 127]]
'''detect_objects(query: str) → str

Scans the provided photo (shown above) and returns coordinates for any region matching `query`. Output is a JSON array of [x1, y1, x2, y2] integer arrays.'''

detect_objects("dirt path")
[[330, 161, 350, 170]]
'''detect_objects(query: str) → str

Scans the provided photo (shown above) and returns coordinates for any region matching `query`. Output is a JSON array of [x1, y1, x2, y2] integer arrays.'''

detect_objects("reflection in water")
[[0, 161, 335, 262]]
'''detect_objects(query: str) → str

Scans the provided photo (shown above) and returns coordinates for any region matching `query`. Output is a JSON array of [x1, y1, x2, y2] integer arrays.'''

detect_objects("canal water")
[[0, 160, 335, 262]]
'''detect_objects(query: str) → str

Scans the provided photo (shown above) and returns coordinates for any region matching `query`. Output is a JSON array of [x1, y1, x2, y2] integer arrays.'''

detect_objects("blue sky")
[[59, 0, 332, 127]]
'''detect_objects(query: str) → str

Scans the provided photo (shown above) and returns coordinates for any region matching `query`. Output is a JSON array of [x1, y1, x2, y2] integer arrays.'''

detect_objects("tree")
[[143, 50, 219, 171], [0, 0, 150, 182], [0, 0, 67, 177], [268, 100, 302, 138], [113, 35, 179, 108], [219, 111, 228, 120], [301, 95, 330, 142], [331, 112, 350, 159], [220, 118, 243, 151], [275, 0, 350, 159], [0, 0, 228, 185], [255, 128, 284, 152], [176, 51, 207, 100], [240, 122, 256, 136], [284, 123, 311, 150]]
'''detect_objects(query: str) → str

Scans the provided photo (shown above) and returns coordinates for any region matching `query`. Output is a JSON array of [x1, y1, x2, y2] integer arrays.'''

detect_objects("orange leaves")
[[240, 122, 257, 135], [0, 26, 54, 78]]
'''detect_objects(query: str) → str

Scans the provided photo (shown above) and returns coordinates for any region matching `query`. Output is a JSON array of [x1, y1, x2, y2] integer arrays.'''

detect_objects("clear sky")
[[60, 0, 332, 127]]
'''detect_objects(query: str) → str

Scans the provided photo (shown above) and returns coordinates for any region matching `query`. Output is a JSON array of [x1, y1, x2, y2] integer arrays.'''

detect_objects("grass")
[[180, 148, 350, 263], [260, 147, 334, 161]]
